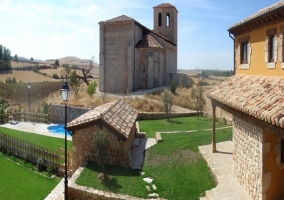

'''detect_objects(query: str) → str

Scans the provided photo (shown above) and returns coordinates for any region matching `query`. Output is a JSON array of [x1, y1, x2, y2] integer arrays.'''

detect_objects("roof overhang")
[[229, 5, 284, 36], [207, 75, 284, 128]]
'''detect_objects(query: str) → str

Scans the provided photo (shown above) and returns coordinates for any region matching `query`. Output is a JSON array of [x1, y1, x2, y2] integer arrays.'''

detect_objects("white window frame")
[[237, 36, 251, 70], [265, 28, 277, 69]]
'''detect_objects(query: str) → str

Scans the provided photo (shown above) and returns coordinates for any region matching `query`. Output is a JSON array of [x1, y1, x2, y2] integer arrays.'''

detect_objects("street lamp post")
[[61, 81, 70, 200], [28, 83, 31, 112]]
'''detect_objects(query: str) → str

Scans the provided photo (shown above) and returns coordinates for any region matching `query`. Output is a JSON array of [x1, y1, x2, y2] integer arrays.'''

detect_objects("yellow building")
[[207, 1, 284, 199]]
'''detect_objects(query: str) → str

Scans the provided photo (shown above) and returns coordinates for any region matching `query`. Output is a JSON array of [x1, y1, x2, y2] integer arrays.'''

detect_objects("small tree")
[[55, 59, 60, 67], [31, 57, 33, 61], [14, 54, 18, 62], [70, 71, 80, 95], [162, 90, 173, 122], [191, 80, 204, 120], [86, 81, 97, 97], [170, 80, 176, 94], [93, 130, 109, 181]]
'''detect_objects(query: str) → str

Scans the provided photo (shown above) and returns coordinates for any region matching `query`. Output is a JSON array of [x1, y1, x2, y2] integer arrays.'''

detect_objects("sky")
[[0, 0, 280, 70]]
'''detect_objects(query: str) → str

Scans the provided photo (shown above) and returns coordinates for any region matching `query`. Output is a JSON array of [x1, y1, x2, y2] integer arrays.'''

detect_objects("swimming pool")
[[47, 124, 65, 135]]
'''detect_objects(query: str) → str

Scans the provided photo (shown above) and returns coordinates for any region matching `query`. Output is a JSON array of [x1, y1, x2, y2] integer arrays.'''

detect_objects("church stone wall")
[[104, 21, 133, 93]]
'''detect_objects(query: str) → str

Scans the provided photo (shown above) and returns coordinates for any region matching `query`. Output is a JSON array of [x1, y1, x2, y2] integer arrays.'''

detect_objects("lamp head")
[[61, 81, 70, 101]]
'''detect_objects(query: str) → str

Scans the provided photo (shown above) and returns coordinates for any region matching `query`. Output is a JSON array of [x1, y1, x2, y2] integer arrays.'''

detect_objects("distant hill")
[[44, 56, 99, 68]]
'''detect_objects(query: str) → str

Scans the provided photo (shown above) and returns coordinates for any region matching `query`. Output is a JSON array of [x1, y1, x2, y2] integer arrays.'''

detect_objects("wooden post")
[[212, 101, 217, 153]]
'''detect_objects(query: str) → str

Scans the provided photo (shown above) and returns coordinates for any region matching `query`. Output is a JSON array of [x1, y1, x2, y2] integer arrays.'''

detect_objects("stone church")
[[99, 3, 178, 93]]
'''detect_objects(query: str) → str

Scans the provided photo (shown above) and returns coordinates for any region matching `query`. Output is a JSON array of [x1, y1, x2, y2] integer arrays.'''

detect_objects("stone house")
[[207, 1, 284, 200], [66, 99, 138, 173], [99, 3, 178, 93]]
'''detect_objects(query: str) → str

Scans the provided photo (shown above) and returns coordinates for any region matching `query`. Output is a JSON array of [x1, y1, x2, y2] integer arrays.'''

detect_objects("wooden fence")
[[0, 132, 72, 171], [0, 112, 49, 123]]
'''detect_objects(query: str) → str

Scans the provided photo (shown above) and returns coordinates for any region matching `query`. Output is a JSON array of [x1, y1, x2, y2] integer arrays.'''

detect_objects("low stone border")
[[156, 132, 162, 143], [68, 162, 166, 200], [138, 112, 197, 120]]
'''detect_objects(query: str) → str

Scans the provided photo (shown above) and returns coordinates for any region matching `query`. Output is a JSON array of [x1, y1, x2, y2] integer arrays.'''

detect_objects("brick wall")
[[233, 116, 267, 200], [49, 104, 91, 124]]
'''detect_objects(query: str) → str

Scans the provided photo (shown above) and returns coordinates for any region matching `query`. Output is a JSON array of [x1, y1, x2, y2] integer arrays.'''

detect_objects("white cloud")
[[89, 4, 101, 11]]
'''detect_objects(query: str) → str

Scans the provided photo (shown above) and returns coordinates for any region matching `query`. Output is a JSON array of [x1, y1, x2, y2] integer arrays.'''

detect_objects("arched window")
[[166, 13, 170, 27], [158, 13, 162, 26]]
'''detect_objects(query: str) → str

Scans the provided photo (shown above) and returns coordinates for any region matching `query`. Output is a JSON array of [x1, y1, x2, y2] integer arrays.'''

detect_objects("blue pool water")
[[47, 124, 65, 135]]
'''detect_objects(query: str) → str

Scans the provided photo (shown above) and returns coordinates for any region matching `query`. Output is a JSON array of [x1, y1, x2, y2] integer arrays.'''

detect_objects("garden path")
[[199, 141, 252, 200]]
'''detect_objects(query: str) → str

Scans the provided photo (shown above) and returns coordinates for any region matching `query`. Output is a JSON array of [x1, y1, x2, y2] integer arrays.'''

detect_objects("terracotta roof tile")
[[67, 99, 138, 138], [229, 0, 284, 30], [207, 75, 284, 127], [136, 34, 164, 49]]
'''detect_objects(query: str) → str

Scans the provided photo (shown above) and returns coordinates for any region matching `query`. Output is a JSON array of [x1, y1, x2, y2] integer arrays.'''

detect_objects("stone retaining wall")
[[138, 112, 197, 120], [233, 117, 265, 200], [49, 104, 91, 124]]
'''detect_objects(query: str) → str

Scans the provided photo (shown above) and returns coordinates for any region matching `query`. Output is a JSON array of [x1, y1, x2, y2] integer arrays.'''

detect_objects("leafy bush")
[[52, 74, 59, 79], [37, 158, 45, 171], [5, 77, 17, 84], [47, 163, 58, 176], [86, 81, 97, 97]]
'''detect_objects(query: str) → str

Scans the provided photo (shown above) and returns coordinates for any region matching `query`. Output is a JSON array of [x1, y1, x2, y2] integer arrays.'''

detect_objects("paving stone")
[[146, 185, 150, 191], [148, 193, 159, 198], [143, 177, 153, 184], [199, 141, 253, 200]]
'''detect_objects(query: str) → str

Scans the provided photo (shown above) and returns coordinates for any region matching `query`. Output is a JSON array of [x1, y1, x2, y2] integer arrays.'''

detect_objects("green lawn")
[[0, 154, 60, 200], [0, 127, 72, 150], [143, 129, 232, 200], [77, 116, 232, 199], [138, 116, 228, 138], [76, 163, 148, 198]]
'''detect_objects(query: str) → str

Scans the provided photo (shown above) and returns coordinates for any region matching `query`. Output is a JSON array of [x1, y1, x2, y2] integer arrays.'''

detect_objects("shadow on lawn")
[[86, 161, 141, 177], [168, 120, 182, 125], [102, 177, 122, 192]]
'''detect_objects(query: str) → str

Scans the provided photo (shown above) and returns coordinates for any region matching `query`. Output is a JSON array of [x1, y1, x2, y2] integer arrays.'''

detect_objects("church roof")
[[67, 99, 138, 140], [207, 74, 284, 128], [105, 15, 134, 23], [136, 34, 164, 49]]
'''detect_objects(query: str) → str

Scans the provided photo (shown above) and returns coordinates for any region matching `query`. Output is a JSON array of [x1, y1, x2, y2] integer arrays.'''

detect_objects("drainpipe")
[[229, 32, 235, 75]]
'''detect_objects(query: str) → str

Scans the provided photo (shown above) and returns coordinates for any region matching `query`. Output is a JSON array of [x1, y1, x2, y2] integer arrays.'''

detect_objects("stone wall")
[[49, 104, 91, 124], [103, 21, 134, 93], [233, 116, 265, 200], [174, 73, 193, 88], [72, 125, 135, 172]]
